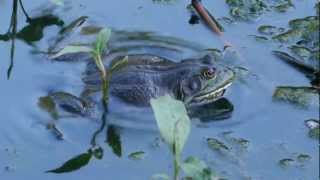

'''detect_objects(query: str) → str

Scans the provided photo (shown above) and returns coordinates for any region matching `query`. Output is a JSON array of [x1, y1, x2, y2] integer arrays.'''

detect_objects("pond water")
[[0, 0, 319, 179]]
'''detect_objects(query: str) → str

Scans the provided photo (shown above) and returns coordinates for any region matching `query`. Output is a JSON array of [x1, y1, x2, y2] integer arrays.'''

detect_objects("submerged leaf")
[[107, 126, 122, 157], [46, 152, 92, 173]]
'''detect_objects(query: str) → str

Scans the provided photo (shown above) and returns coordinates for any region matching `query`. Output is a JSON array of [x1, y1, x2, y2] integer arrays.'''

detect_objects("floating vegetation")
[[225, 0, 295, 21], [272, 50, 319, 72], [38, 92, 90, 119], [128, 151, 145, 160], [248, 35, 269, 42], [279, 158, 295, 167], [271, 0, 294, 13], [181, 156, 216, 180], [296, 154, 311, 163], [273, 86, 318, 108], [308, 128, 320, 139], [305, 119, 320, 140], [225, 0, 268, 21], [150, 95, 191, 180], [279, 153, 312, 168], [207, 138, 230, 152], [258, 25, 284, 36]]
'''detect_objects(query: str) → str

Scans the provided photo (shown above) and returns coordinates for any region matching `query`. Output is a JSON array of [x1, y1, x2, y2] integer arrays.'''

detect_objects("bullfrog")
[[39, 54, 235, 120], [83, 54, 234, 107]]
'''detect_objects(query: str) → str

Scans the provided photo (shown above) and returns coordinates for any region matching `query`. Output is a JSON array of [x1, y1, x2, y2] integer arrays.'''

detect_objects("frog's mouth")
[[187, 67, 235, 106]]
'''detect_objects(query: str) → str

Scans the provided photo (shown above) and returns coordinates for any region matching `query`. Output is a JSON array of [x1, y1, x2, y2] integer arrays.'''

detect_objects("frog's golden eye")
[[201, 68, 216, 79]]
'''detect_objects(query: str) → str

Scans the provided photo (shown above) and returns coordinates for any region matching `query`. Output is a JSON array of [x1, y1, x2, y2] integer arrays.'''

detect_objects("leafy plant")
[[150, 95, 191, 180]]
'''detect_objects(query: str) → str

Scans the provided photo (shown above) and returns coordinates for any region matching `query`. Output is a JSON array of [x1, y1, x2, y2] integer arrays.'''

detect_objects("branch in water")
[[191, 0, 223, 35]]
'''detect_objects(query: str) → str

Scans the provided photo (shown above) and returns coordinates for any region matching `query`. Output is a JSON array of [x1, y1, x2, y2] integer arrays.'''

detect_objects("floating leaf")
[[38, 96, 58, 120], [48, 92, 90, 116], [46, 152, 92, 173], [272, 0, 294, 13], [50, 45, 92, 59], [258, 25, 284, 36], [273, 86, 318, 108], [128, 151, 145, 160], [296, 154, 311, 163], [107, 125, 122, 157], [272, 50, 318, 72], [248, 35, 269, 42], [181, 156, 215, 180], [279, 158, 295, 167], [207, 138, 230, 152], [308, 127, 320, 139], [272, 29, 303, 43], [225, 0, 268, 21]]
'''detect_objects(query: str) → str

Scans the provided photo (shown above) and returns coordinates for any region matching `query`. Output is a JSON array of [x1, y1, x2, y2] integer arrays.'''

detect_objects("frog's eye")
[[201, 67, 216, 79]]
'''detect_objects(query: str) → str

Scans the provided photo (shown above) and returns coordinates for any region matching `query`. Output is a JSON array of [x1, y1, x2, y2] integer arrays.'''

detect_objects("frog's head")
[[178, 55, 235, 106]]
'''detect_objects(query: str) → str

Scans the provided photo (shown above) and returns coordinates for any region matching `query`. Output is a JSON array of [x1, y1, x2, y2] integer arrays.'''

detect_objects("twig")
[[191, 0, 223, 36]]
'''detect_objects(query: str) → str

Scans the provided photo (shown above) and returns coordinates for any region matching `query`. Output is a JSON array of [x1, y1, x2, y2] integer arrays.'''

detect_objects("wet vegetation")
[[0, 0, 319, 179]]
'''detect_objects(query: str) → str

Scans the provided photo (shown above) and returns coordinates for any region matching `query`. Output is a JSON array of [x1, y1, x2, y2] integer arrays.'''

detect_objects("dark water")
[[0, 0, 318, 179]]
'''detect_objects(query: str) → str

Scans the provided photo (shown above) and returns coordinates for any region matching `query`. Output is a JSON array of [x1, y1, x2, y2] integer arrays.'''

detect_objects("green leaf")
[[107, 125, 122, 157], [46, 152, 92, 173], [273, 86, 318, 108], [50, 45, 92, 59], [128, 151, 145, 160], [93, 28, 111, 56], [309, 127, 320, 139], [150, 95, 191, 154], [181, 156, 215, 180]]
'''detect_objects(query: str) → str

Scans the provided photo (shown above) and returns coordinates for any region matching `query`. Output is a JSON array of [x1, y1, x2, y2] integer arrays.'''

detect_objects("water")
[[0, 0, 319, 179]]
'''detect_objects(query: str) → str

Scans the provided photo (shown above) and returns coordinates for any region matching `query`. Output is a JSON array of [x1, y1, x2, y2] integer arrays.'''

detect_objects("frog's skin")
[[82, 54, 235, 107]]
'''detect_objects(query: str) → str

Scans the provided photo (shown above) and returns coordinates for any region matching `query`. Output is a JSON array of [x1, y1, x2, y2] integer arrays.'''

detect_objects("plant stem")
[[174, 155, 180, 180]]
